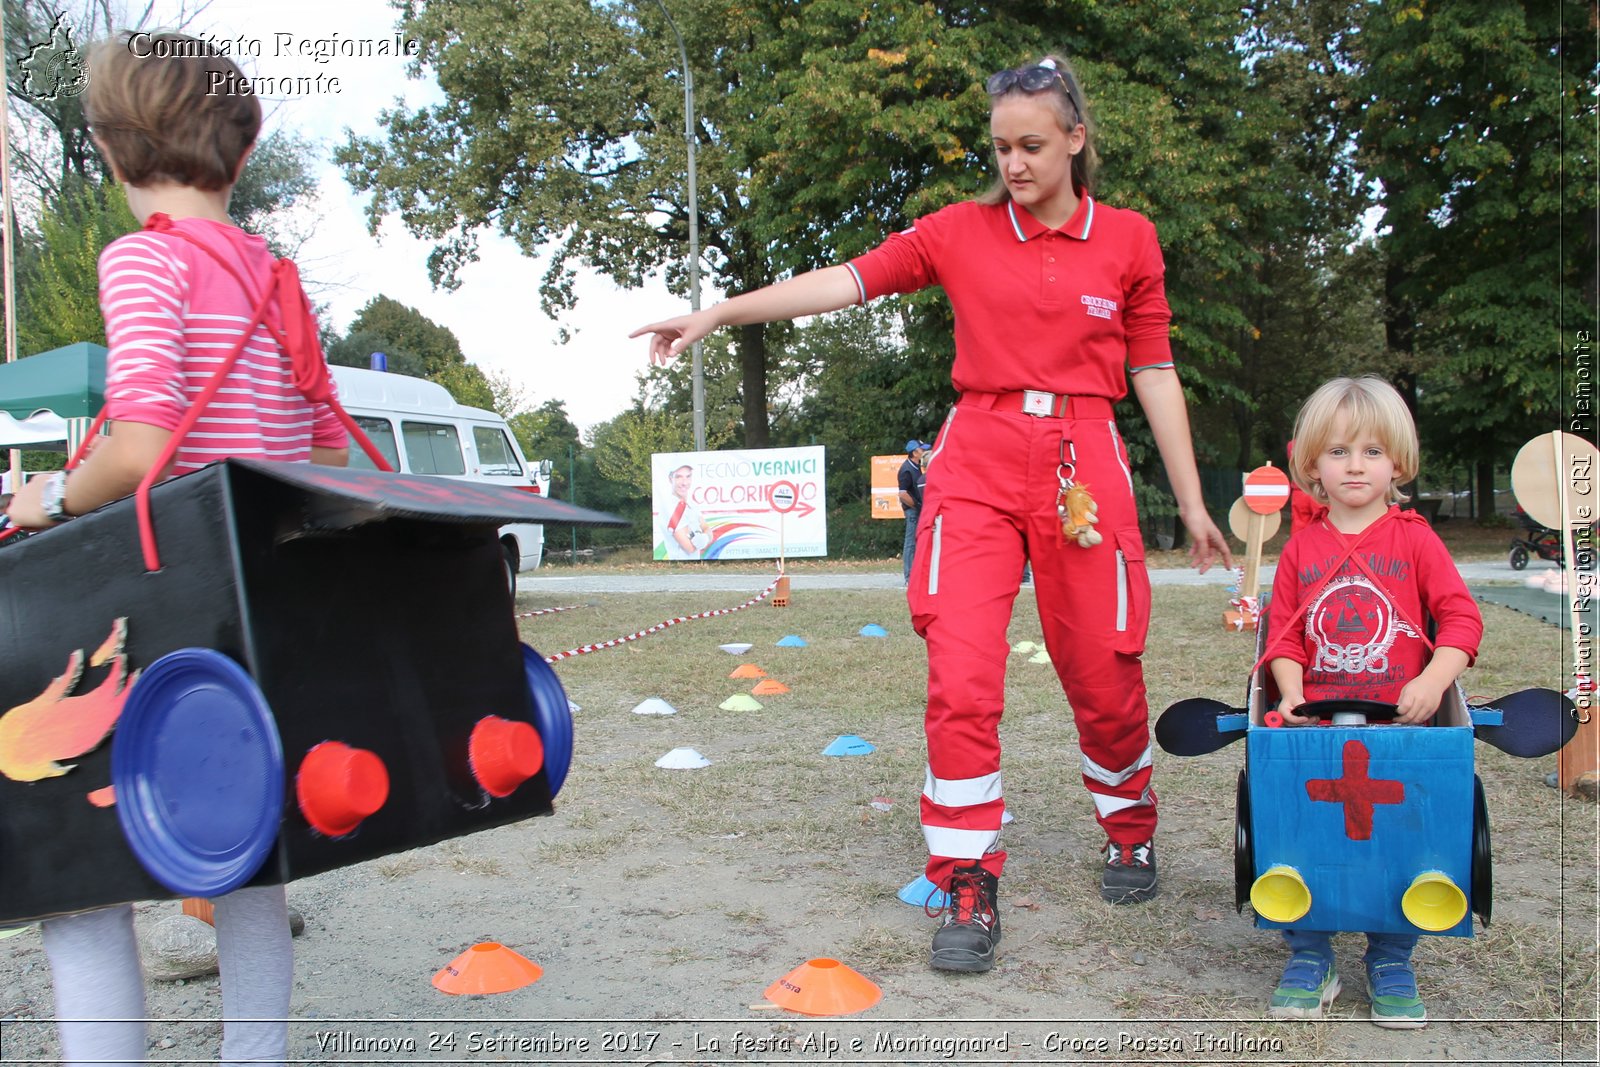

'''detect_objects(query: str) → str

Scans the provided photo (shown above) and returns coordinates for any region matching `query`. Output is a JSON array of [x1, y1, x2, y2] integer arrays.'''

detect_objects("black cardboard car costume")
[[0, 221, 625, 924], [0, 460, 623, 923]]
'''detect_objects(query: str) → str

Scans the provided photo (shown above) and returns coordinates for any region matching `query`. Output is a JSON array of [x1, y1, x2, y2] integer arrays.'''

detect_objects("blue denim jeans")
[[1283, 929, 1419, 966], [902, 509, 919, 582]]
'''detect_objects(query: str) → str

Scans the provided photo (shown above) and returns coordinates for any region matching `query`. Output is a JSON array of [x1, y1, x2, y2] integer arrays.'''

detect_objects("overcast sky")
[[137, 0, 693, 432]]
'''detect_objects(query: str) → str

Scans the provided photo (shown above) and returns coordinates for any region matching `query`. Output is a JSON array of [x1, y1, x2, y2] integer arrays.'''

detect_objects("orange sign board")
[[871, 455, 905, 519]]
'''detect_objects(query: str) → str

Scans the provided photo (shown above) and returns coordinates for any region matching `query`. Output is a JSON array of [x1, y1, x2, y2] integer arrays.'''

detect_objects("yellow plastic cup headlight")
[[1401, 870, 1467, 932], [1250, 864, 1311, 923]]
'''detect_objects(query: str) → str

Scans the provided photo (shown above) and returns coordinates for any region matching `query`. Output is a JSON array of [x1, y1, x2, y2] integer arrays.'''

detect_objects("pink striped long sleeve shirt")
[[99, 216, 346, 472]]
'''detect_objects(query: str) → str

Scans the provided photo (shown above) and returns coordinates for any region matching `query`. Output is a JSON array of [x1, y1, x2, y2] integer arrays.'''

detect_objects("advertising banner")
[[651, 447, 827, 560], [870, 455, 906, 519]]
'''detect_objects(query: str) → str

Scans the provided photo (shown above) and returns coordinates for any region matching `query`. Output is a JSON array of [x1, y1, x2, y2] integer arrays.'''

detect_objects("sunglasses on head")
[[986, 63, 1073, 97]]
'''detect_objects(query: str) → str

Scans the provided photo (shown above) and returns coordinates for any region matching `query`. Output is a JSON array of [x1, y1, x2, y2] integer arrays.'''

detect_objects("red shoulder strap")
[[84, 214, 395, 570], [1251, 509, 1434, 680]]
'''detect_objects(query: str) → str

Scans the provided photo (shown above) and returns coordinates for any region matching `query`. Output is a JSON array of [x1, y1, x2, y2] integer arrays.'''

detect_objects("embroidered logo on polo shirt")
[[1081, 295, 1119, 320]]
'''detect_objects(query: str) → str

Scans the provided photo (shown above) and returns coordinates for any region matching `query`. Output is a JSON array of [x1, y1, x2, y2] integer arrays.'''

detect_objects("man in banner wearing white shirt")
[[657, 463, 712, 559]]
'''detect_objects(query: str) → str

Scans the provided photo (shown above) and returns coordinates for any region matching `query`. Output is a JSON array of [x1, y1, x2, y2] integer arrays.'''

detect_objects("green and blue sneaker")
[[1268, 950, 1341, 1020], [1367, 957, 1427, 1029]]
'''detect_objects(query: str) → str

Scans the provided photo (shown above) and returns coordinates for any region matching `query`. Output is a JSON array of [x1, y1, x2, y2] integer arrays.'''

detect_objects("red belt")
[[958, 391, 1115, 420]]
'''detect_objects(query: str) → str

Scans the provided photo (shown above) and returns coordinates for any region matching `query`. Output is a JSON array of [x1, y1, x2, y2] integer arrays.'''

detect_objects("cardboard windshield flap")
[[0, 459, 625, 924]]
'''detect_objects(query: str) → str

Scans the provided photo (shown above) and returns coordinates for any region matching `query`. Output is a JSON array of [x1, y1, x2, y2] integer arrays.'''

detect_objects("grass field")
[[549, 511, 1526, 572], [513, 578, 1595, 1059]]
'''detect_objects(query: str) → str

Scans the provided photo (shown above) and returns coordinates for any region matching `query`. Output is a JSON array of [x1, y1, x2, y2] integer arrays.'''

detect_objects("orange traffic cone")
[[751, 679, 791, 696], [181, 898, 215, 925], [730, 664, 767, 679], [432, 942, 543, 995], [763, 958, 881, 1016]]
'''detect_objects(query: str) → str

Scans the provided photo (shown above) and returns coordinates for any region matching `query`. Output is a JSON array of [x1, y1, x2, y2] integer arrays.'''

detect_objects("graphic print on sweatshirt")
[[1303, 574, 1422, 683]]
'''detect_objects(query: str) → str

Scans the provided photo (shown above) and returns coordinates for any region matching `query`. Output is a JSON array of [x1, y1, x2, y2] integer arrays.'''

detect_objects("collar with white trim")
[[1006, 196, 1095, 242]]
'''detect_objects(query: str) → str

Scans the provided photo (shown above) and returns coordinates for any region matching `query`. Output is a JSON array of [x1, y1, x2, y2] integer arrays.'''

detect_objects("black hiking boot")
[[1101, 839, 1158, 903], [929, 865, 1001, 972]]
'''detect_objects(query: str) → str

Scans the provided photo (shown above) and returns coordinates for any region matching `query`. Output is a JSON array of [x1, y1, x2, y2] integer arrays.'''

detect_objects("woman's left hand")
[[1182, 511, 1233, 573]]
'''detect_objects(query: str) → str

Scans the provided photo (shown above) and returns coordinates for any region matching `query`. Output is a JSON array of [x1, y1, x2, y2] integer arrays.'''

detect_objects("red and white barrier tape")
[[541, 577, 783, 664], [514, 604, 589, 620]]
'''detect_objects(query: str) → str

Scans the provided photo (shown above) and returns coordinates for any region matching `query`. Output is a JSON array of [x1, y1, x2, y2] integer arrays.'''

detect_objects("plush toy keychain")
[[1058, 481, 1102, 547], [1055, 439, 1102, 548]]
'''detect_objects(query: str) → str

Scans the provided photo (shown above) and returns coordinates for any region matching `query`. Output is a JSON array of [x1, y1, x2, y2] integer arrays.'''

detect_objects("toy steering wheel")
[[1292, 698, 1399, 722]]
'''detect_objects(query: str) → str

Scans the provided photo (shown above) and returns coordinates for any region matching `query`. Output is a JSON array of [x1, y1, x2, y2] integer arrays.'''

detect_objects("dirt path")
[[1, 584, 1592, 1066]]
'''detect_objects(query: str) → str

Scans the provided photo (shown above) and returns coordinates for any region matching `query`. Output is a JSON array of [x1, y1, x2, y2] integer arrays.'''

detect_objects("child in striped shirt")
[[7, 31, 348, 1066]]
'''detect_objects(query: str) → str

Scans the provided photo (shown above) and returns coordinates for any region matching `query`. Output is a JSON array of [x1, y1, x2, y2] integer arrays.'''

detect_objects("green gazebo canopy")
[[0, 343, 107, 420]]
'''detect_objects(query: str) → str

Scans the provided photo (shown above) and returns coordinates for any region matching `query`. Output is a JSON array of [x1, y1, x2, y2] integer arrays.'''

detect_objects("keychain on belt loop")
[[1056, 438, 1102, 548]]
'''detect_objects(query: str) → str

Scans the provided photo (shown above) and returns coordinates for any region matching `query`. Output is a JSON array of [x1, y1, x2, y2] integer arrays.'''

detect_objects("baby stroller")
[[1508, 507, 1563, 570]]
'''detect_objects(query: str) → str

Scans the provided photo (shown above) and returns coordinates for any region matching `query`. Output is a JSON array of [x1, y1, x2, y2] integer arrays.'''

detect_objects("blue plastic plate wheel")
[[111, 649, 285, 897], [521, 644, 573, 796]]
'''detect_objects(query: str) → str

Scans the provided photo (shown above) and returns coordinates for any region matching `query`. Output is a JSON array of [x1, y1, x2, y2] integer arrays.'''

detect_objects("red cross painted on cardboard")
[[1305, 739, 1404, 840]]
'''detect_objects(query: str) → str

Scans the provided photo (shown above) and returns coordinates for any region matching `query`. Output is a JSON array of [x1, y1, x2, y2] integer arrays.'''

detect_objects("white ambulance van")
[[329, 365, 550, 587]]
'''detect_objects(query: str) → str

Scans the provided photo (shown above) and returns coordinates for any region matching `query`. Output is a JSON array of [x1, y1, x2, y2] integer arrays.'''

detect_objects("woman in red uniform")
[[633, 54, 1230, 974]]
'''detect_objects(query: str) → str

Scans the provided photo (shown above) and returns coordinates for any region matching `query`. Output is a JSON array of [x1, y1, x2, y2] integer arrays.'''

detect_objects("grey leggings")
[[40, 884, 293, 1066]]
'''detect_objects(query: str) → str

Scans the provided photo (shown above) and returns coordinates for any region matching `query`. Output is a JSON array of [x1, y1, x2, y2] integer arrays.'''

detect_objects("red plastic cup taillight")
[[469, 716, 544, 797], [295, 741, 390, 836]]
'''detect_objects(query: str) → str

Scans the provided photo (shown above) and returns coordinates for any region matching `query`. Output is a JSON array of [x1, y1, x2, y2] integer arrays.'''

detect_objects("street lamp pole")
[[649, 0, 705, 451]]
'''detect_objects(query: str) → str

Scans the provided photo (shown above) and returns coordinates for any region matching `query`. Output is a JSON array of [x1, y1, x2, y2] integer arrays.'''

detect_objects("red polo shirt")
[[846, 197, 1173, 400]]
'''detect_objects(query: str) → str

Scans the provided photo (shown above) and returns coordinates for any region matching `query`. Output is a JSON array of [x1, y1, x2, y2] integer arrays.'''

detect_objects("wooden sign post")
[[1224, 464, 1291, 632], [770, 480, 797, 608]]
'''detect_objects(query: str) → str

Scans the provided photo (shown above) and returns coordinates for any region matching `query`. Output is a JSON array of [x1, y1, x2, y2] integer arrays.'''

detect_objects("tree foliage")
[[14, 179, 135, 354], [588, 406, 693, 496], [5, 2, 319, 236], [509, 399, 582, 479], [337, 0, 1584, 545], [4, 0, 118, 205], [2, 1, 326, 356], [1351, 0, 1595, 512], [636, 330, 744, 451], [338, 1, 1378, 491], [338, 0, 790, 443], [227, 130, 324, 259], [429, 360, 494, 410], [324, 294, 497, 408], [327, 294, 464, 374]]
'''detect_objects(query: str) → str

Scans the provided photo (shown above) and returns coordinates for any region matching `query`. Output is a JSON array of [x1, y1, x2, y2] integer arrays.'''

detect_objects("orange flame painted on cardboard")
[[0, 619, 135, 784]]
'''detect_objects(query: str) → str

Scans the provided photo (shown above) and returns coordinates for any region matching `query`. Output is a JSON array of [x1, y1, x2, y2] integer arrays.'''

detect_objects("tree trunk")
[[1234, 398, 1254, 472], [738, 322, 769, 447], [1475, 460, 1497, 523], [1384, 261, 1418, 415]]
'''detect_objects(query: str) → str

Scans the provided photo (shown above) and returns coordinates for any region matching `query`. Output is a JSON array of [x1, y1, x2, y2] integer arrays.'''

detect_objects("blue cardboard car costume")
[[1156, 617, 1575, 938]]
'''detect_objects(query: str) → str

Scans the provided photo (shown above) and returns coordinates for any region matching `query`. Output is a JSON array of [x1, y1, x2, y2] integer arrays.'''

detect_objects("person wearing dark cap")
[[899, 439, 932, 582]]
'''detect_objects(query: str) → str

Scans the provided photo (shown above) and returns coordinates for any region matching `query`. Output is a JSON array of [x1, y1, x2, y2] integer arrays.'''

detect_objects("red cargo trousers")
[[908, 395, 1156, 888]]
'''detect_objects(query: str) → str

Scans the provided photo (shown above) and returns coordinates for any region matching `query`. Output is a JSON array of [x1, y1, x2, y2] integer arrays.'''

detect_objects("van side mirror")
[[539, 459, 554, 477]]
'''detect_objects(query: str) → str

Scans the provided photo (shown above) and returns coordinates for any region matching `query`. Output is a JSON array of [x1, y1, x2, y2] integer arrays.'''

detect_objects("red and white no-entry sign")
[[1242, 465, 1291, 515]]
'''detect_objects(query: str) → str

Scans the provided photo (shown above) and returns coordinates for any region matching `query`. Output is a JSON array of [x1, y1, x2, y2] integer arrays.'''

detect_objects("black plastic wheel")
[[1234, 769, 1254, 914], [1471, 774, 1492, 927], [503, 543, 519, 596], [1509, 544, 1529, 570]]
